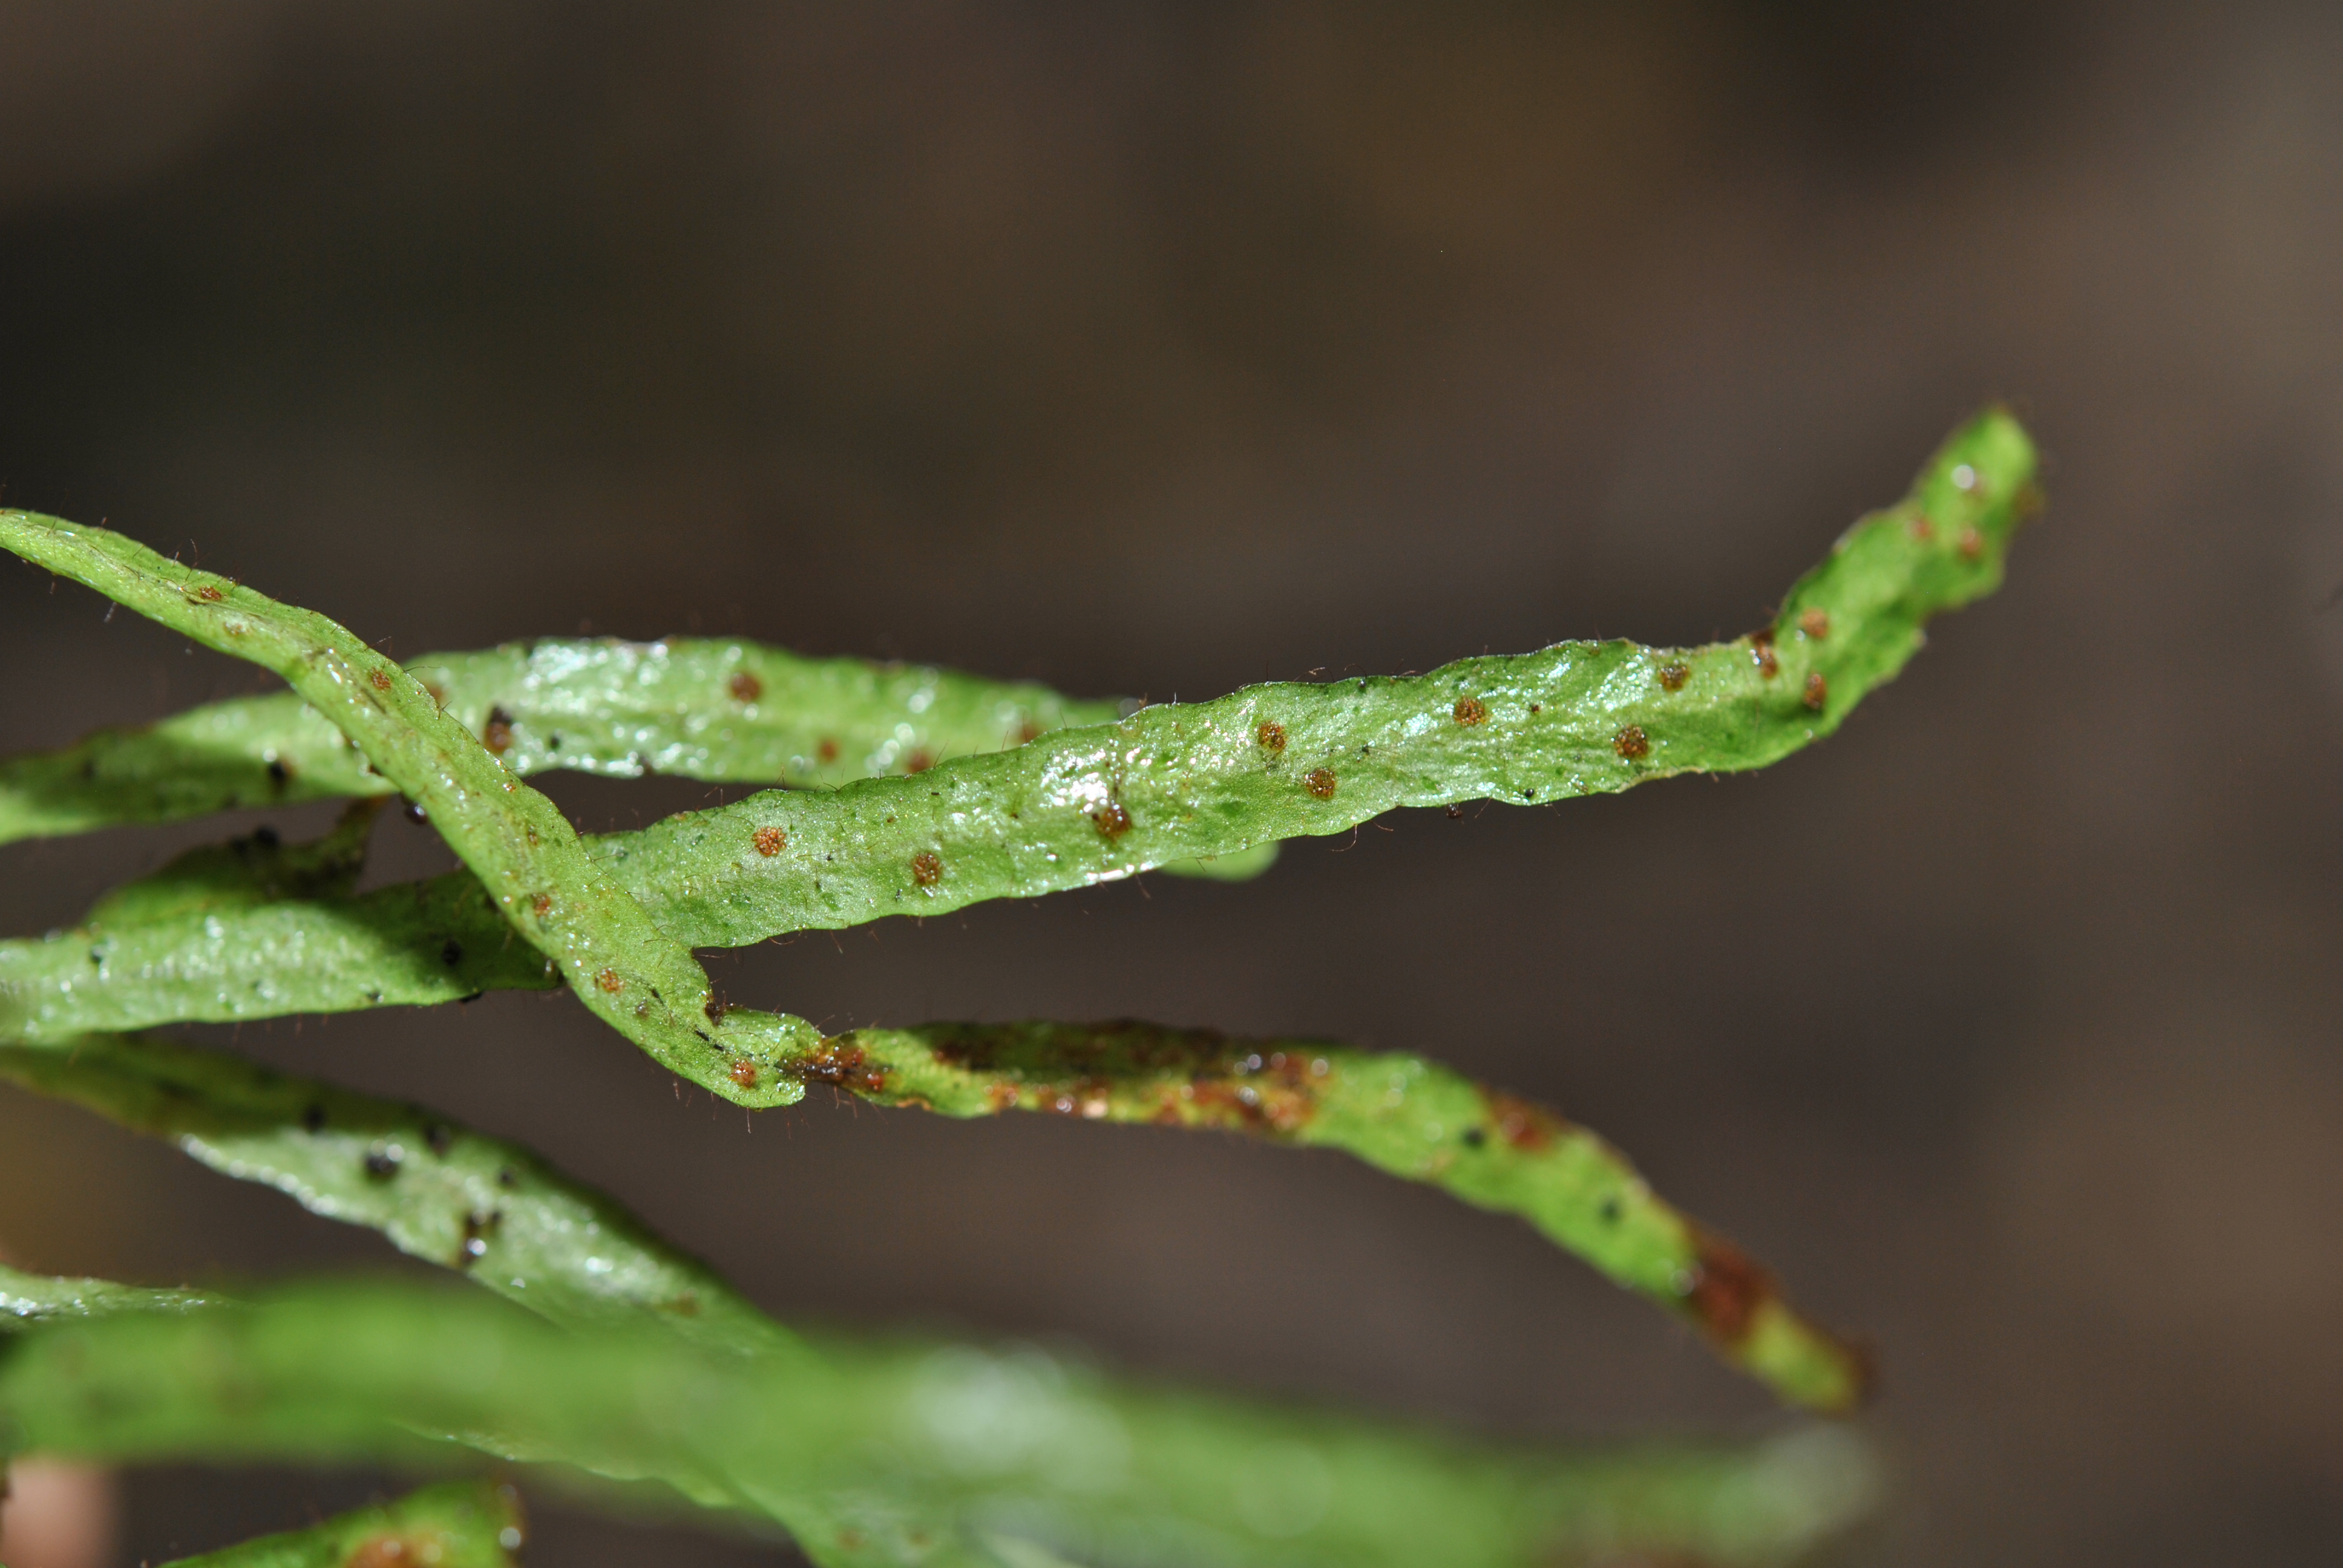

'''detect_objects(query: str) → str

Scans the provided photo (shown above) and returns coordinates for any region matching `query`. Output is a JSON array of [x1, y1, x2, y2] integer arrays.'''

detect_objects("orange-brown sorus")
[[1091, 801, 1133, 838], [1017, 719, 1044, 743], [1303, 768, 1337, 799], [595, 968, 624, 994], [1752, 639, 1779, 679], [1803, 671, 1827, 711], [1684, 1233, 1772, 1346], [1613, 725, 1650, 760], [728, 1057, 760, 1089], [347, 1535, 436, 1568], [904, 748, 934, 774], [727, 669, 762, 703], [816, 737, 839, 763], [1452, 696, 1488, 726], [753, 825, 787, 857], [911, 851, 943, 886], [1958, 525, 1984, 561], [1909, 511, 1936, 540], [1798, 608, 1830, 639], [792, 1039, 887, 1093], [194, 583, 224, 601], [369, 668, 394, 691], [529, 893, 552, 917], [1486, 1092, 1559, 1151], [482, 706, 515, 756], [1256, 719, 1286, 753], [1658, 661, 1690, 691]]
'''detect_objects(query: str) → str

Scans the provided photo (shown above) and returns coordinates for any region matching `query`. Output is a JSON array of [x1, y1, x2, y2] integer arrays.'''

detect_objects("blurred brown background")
[[2, 2, 2341, 1563]]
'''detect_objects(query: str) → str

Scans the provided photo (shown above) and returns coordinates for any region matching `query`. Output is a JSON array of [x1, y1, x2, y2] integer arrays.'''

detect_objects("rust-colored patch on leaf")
[[1657, 661, 1689, 691], [530, 893, 552, 917], [1683, 1232, 1773, 1347], [753, 825, 787, 857], [1909, 511, 1935, 540], [905, 748, 934, 774], [1452, 696, 1488, 726], [1257, 719, 1287, 753], [1613, 725, 1650, 761], [482, 705, 516, 756], [1798, 608, 1830, 639], [1803, 671, 1827, 711], [595, 967, 624, 994], [369, 668, 394, 692], [816, 736, 839, 763], [194, 583, 224, 602], [1751, 629, 1779, 680], [792, 1039, 888, 1093], [1017, 718, 1044, 744], [911, 850, 943, 886], [728, 669, 762, 703], [346, 1532, 441, 1568], [729, 1057, 760, 1089], [1091, 800, 1133, 838], [1484, 1092, 1561, 1152], [1958, 524, 1985, 561], [1304, 768, 1337, 799]]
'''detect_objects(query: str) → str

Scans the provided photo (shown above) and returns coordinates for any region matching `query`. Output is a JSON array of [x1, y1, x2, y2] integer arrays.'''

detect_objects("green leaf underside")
[[0, 507, 841, 1105], [0, 1035, 805, 1365], [158, 1479, 519, 1567], [0, 1278, 1882, 1568], [0, 1028, 1863, 1411], [0, 410, 2030, 1415], [0, 411, 2038, 1082], [0, 639, 1121, 846]]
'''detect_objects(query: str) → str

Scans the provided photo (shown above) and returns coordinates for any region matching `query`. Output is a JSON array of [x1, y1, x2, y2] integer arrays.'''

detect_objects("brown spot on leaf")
[[1452, 696, 1488, 726], [1091, 801, 1133, 838], [1753, 643, 1779, 679], [346, 1533, 441, 1568], [457, 1209, 500, 1266], [1257, 720, 1287, 753], [704, 998, 727, 1025], [1658, 661, 1689, 691], [1803, 671, 1828, 711], [1613, 725, 1650, 760], [753, 825, 787, 857], [369, 668, 393, 691], [1798, 608, 1830, 639], [905, 748, 934, 774], [482, 706, 515, 756], [1017, 719, 1044, 743], [791, 1039, 888, 1093], [595, 967, 624, 994], [1486, 1092, 1559, 1151], [1304, 768, 1337, 799], [530, 893, 552, 917], [729, 1057, 760, 1089], [728, 669, 762, 703], [1958, 524, 1985, 561], [194, 583, 224, 602], [1683, 1233, 1773, 1347], [1909, 511, 1935, 540], [816, 736, 839, 763], [911, 851, 943, 886]]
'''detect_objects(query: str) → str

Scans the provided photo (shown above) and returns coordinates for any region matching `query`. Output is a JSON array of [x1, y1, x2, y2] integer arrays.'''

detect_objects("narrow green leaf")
[[0, 1279, 1882, 1568], [0, 1263, 222, 1328], [159, 1479, 520, 1567], [835, 1021, 1867, 1411], [1, 410, 2037, 1050], [0, 1029, 1853, 1408], [0, 509, 830, 1106], [0, 639, 1120, 847], [0, 1036, 802, 1364]]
